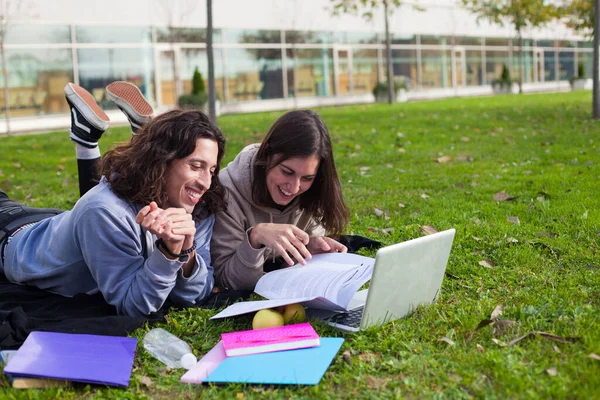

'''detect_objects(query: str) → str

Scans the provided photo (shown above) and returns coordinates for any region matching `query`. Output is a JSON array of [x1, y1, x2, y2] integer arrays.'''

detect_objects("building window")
[[511, 51, 534, 83], [578, 51, 593, 78], [392, 34, 417, 45], [156, 27, 222, 43], [536, 40, 555, 48], [421, 49, 452, 88], [75, 26, 152, 43], [421, 35, 446, 45], [559, 50, 575, 80], [285, 31, 333, 44], [485, 38, 510, 47], [333, 31, 378, 44], [544, 50, 557, 81], [485, 50, 510, 83], [286, 48, 334, 97], [352, 49, 379, 94], [181, 49, 225, 102], [465, 50, 484, 86], [222, 29, 281, 44], [391, 49, 418, 89], [77, 48, 155, 108], [224, 48, 283, 101], [3, 24, 71, 44], [452, 36, 482, 46], [0, 49, 73, 117]]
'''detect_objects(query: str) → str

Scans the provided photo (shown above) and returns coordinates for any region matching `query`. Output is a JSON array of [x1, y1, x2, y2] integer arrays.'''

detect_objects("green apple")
[[252, 308, 284, 330], [282, 303, 306, 324]]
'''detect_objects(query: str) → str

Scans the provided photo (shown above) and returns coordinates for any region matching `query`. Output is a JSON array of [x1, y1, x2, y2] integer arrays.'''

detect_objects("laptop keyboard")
[[329, 306, 365, 328]]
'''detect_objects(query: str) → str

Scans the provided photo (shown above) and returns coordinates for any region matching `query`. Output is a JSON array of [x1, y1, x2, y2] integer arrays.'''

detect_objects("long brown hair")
[[101, 110, 227, 220], [252, 110, 349, 235]]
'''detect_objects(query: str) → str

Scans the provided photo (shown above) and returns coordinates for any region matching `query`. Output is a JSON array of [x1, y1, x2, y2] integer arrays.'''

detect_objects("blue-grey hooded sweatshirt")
[[1, 177, 214, 316]]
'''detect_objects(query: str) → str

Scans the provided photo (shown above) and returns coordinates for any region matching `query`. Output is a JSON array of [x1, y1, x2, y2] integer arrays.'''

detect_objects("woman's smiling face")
[[265, 154, 320, 207]]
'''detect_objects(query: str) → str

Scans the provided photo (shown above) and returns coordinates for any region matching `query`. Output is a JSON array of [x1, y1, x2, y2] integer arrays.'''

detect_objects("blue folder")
[[205, 337, 344, 385], [3, 331, 137, 387]]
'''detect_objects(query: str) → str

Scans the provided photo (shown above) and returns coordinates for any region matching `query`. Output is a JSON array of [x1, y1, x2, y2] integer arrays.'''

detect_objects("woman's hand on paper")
[[249, 223, 312, 266], [308, 236, 348, 255]]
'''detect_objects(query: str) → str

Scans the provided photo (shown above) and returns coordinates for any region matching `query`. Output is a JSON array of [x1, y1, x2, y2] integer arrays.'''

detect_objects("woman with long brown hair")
[[211, 109, 350, 291]]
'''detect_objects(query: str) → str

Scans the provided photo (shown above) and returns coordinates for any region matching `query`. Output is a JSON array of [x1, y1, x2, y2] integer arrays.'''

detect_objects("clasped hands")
[[249, 223, 347, 267], [135, 202, 196, 260]]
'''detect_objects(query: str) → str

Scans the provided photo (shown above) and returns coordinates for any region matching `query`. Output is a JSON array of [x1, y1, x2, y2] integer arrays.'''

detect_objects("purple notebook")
[[3, 331, 137, 387]]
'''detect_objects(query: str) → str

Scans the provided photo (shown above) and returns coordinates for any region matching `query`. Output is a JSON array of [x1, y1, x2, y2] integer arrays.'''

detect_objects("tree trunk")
[[206, 0, 216, 123], [518, 28, 524, 94], [1, 41, 11, 135], [594, 0, 600, 119], [384, 0, 394, 104]]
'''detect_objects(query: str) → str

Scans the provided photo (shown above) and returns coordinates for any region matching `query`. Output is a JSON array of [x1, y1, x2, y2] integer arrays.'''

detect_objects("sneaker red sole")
[[71, 84, 110, 122], [106, 82, 153, 116]]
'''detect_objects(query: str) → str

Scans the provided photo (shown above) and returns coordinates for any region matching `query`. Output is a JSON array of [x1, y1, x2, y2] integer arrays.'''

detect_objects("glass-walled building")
[[0, 0, 592, 119]]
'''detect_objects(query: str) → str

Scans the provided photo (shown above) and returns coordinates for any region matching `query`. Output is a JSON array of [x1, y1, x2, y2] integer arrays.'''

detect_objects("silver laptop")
[[309, 229, 456, 332]]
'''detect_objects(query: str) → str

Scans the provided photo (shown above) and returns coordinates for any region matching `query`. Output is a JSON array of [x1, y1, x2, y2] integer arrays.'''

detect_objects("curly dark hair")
[[252, 109, 349, 235], [101, 110, 227, 220]]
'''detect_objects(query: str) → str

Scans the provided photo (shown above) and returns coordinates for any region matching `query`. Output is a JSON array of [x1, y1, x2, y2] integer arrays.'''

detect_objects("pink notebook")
[[221, 323, 320, 357]]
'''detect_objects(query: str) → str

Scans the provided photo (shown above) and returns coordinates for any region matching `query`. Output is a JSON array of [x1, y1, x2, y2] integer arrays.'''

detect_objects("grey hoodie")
[[211, 144, 325, 291]]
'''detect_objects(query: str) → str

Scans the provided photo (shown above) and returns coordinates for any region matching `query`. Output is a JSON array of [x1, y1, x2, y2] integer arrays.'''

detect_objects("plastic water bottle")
[[143, 328, 197, 370]]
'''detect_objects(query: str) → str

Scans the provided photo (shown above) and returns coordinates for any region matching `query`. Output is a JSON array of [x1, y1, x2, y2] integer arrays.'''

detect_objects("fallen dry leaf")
[[449, 373, 462, 382], [491, 338, 507, 346], [420, 193, 430, 199], [478, 260, 495, 269], [588, 353, 600, 361], [476, 344, 485, 353], [342, 350, 352, 364], [398, 203, 405, 208], [436, 155, 452, 163], [139, 375, 153, 387], [460, 136, 470, 142], [381, 228, 394, 235], [472, 236, 482, 242], [552, 345, 561, 353], [546, 366, 558, 376], [438, 337, 456, 346], [455, 155, 473, 162], [507, 216, 520, 225], [491, 305, 503, 320], [493, 191, 515, 201], [398, 148, 406, 153], [420, 225, 439, 235], [373, 208, 384, 217]]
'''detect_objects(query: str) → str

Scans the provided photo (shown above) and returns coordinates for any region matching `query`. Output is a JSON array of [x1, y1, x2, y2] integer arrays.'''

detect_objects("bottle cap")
[[180, 353, 197, 370]]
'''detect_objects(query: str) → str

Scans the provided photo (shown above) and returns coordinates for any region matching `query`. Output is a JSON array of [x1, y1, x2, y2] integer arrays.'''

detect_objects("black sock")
[[77, 158, 100, 197]]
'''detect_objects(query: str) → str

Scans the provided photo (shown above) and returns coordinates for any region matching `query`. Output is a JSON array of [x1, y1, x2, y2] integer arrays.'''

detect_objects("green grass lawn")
[[1, 91, 599, 399]]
